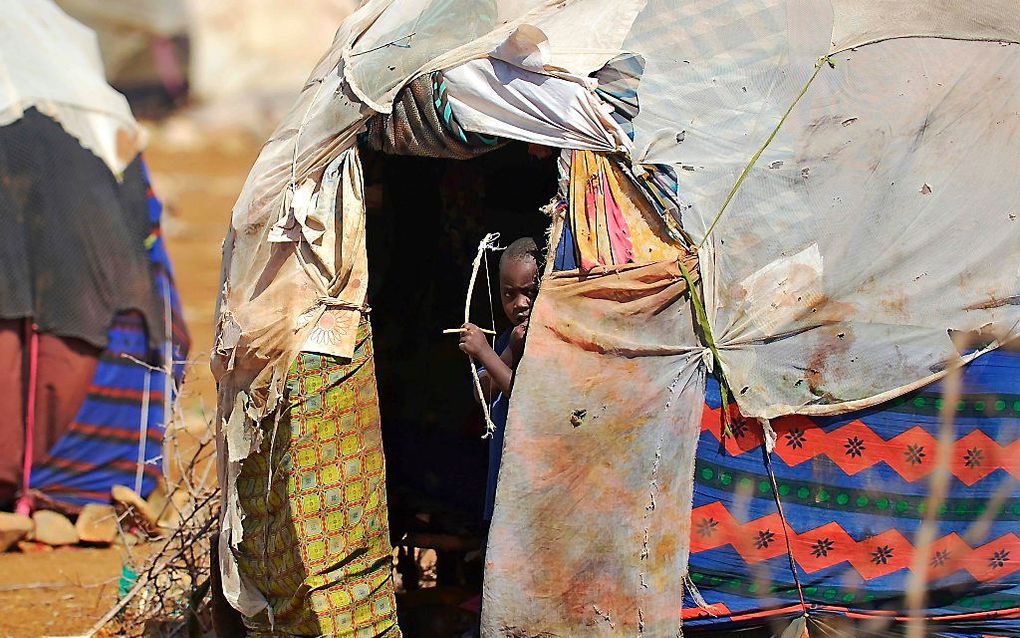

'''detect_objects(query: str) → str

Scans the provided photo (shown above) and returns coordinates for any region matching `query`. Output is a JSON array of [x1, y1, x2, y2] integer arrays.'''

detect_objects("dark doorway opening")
[[362, 141, 557, 632]]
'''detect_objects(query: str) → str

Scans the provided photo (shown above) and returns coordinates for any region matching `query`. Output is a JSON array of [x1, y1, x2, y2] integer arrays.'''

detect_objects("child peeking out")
[[459, 237, 540, 522]]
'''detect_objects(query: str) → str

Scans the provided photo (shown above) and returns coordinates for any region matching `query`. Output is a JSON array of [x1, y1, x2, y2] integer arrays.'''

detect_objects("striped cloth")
[[684, 349, 1020, 636], [29, 160, 189, 510]]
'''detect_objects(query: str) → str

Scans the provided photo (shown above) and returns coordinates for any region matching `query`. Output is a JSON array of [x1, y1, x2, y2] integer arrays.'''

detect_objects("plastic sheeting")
[[829, 0, 1020, 53], [339, 0, 646, 111], [216, 0, 643, 426], [0, 0, 144, 176], [218, 0, 1020, 443], [621, 0, 1020, 418], [483, 259, 705, 636], [212, 34, 620, 609]]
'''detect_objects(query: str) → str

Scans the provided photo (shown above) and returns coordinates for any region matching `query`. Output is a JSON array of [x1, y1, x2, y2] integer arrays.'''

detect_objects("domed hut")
[[213, 1, 1019, 635]]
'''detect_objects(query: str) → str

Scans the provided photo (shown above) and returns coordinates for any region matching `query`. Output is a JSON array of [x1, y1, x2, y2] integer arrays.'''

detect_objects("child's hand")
[[509, 320, 529, 356], [459, 323, 491, 358]]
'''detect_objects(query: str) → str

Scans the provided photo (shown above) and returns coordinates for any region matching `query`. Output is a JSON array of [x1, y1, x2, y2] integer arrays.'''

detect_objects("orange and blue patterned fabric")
[[234, 319, 400, 638], [29, 160, 189, 507], [685, 349, 1020, 636]]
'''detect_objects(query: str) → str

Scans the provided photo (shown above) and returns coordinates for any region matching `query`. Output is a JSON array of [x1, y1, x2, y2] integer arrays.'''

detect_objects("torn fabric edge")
[[215, 147, 371, 616]]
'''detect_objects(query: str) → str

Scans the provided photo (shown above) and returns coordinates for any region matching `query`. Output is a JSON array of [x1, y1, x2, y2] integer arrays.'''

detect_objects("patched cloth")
[[234, 319, 400, 637]]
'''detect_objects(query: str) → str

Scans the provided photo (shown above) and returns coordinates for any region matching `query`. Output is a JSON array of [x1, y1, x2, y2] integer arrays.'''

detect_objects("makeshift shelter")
[[0, 1, 189, 512], [22, 167, 190, 511], [213, 1, 1019, 636]]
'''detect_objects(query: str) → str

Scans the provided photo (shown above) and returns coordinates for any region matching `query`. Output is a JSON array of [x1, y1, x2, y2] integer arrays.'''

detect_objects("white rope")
[[134, 370, 152, 495]]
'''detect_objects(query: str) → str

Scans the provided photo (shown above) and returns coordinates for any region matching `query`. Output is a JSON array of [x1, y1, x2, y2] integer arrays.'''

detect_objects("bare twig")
[[84, 355, 221, 638], [442, 327, 497, 335], [465, 233, 501, 437]]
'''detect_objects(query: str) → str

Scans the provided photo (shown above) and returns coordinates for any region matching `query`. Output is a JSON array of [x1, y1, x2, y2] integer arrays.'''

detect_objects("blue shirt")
[[480, 329, 511, 521]]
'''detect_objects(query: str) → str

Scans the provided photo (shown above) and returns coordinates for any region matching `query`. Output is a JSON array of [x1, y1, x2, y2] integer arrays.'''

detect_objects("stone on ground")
[[76, 504, 119, 545], [0, 512, 34, 552], [32, 510, 79, 546], [111, 485, 159, 534]]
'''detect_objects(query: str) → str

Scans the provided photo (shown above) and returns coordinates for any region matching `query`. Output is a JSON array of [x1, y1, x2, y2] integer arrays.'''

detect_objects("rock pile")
[[0, 484, 168, 552]]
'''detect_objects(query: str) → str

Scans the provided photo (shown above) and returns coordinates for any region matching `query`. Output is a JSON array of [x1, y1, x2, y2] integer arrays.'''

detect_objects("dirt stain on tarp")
[[792, 295, 856, 325], [561, 564, 636, 628], [803, 324, 854, 401], [880, 292, 911, 319], [655, 531, 679, 563], [963, 294, 1020, 311]]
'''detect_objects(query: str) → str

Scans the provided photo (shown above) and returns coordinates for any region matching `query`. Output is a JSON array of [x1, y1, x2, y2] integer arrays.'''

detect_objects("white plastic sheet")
[[701, 38, 1020, 418], [340, 0, 646, 111], [829, 0, 1020, 53], [621, 0, 1020, 418], [0, 0, 144, 176]]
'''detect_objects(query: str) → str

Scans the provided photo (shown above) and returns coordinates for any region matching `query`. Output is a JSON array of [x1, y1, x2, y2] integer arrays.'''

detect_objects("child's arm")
[[460, 323, 515, 400]]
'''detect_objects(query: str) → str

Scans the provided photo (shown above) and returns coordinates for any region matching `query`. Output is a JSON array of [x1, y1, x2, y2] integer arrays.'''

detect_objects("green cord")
[[677, 257, 732, 435], [680, 55, 834, 433], [696, 55, 833, 250]]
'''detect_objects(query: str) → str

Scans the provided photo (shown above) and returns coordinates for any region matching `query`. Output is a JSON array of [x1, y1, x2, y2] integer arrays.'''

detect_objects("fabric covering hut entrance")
[[213, 1, 1020, 636]]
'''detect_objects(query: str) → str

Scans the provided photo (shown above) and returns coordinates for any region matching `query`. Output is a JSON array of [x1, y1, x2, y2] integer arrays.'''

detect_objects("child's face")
[[499, 257, 538, 326]]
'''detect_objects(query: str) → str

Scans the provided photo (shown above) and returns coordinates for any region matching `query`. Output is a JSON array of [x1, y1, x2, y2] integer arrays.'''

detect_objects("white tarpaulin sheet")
[[621, 0, 1020, 418], [0, 0, 144, 176], [829, 0, 1020, 52]]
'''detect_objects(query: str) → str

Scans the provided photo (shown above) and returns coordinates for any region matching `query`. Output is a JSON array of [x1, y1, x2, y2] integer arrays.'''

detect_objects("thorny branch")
[[84, 354, 221, 638]]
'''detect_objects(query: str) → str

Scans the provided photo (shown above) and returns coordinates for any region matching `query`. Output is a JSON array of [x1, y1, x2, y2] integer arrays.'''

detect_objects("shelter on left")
[[0, 0, 190, 551]]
